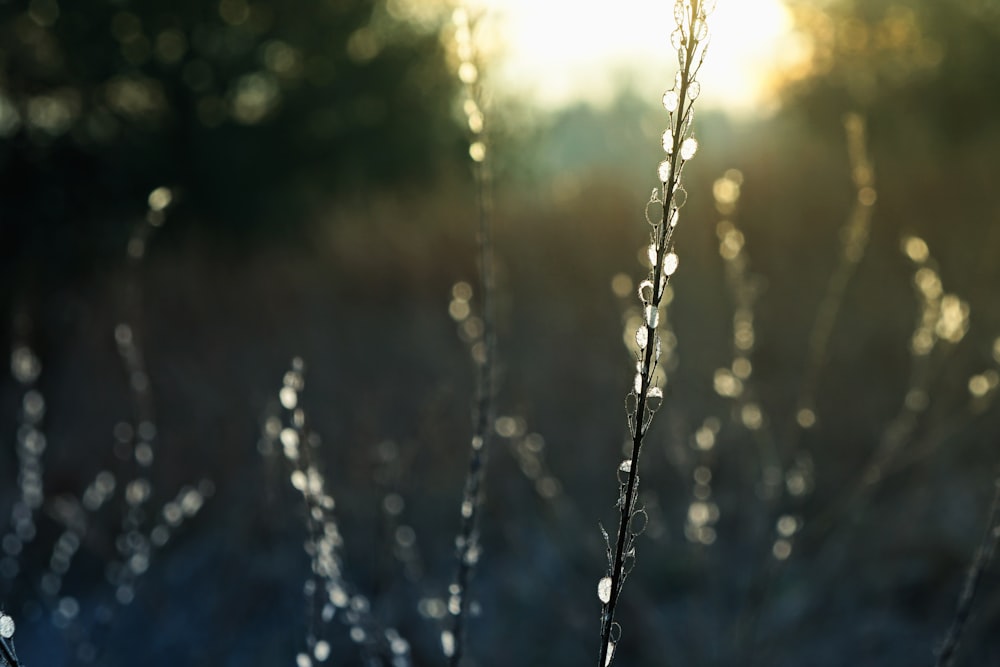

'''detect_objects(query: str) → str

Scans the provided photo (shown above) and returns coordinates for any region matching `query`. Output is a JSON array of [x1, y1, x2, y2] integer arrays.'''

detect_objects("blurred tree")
[[0, 0, 462, 277], [777, 0, 1000, 143]]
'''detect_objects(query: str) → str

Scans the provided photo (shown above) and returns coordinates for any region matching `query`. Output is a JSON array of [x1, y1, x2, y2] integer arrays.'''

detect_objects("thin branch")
[[598, 2, 713, 665], [935, 475, 1000, 667]]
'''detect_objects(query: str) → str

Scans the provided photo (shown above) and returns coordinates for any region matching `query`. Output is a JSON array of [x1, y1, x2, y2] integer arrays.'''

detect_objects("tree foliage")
[[778, 0, 1000, 142], [0, 0, 461, 272]]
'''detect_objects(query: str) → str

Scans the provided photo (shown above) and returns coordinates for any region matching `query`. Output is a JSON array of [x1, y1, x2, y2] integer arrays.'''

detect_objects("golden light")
[[483, 0, 796, 114]]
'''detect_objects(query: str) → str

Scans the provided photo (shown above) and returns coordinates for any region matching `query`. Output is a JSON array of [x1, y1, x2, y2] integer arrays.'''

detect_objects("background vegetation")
[[2, 0, 999, 665]]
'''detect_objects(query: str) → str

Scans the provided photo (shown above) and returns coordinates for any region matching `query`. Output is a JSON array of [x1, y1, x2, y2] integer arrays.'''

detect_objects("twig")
[[598, 2, 713, 665], [446, 6, 498, 666], [935, 475, 1000, 667]]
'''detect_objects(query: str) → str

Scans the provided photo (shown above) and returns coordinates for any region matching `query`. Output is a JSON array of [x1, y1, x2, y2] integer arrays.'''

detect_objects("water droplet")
[[776, 515, 800, 537], [662, 252, 679, 276], [671, 29, 685, 51], [796, 408, 816, 429], [441, 630, 456, 657], [902, 235, 929, 263], [458, 62, 478, 84], [0, 614, 14, 638], [296, 652, 313, 667], [687, 80, 701, 101], [469, 141, 486, 162], [661, 90, 678, 113], [314, 640, 331, 662], [635, 327, 648, 349], [11, 346, 41, 384], [772, 538, 792, 560], [694, 19, 708, 41], [147, 187, 172, 212], [279, 386, 298, 409], [644, 305, 659, 329], [637, 279, 654, 304], [597, 576, 612, 604], [673, 2, 685, 23], [467, 109, 484, 134], [657, 160, 672, 183], [680, 137, 698, 160], [646, 244, 658, 267]]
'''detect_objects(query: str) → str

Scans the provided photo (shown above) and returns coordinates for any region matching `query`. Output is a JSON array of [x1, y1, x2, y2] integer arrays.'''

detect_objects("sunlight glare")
[[484, 0, 794, 114]]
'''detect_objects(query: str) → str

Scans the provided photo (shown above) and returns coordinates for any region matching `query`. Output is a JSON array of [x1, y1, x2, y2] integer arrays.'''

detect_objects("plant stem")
[[935, 475, 1000, 667], [448, 8, 496, 665], [598, 2, 708, 665]]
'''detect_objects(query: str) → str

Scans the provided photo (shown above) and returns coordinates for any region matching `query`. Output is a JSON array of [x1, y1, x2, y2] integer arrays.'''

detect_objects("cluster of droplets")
[[451, 8, 486, 163], [711, 170, 769, 432], [0, 186, 210, 664], [738, 116, 875, 577], [1, 333, 44, 587], [966, 336, 1000, 409], [443, 279, 491, 653], [656, 0, 714, 190], [599, 4, 714, 666], [496, 417, 563, 501], [683, 169, 772, 547], [264, 359, 410, 667], [904, 236, 970, 355], [857, 236, 971, 487], [448, 281, 487, 365], [443, 6, 498, 665], [106, 187, 178, 613], [373, 440, 424, 584], [683, 418, 721, 546]]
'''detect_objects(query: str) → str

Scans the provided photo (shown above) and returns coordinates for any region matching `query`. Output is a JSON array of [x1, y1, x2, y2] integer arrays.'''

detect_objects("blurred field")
[[3, 1, 1000, 666]]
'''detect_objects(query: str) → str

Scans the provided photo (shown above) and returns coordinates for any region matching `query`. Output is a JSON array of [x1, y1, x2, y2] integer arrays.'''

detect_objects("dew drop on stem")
[[647, 244, 658, 267], [0, 614, 14, 639], [661, 130, 673, 153], [657, 160, 672, 183], [644, 305, 659, 328], [680, 137, 698, 160], [671, 29, 684, 50], [638, 279, 654, 304], [662, 90, 679, 113], [673, 2, 685, 23], [635, 327, 649, 349], [597, 576, 612, 604], [663, 252, 680, 276]]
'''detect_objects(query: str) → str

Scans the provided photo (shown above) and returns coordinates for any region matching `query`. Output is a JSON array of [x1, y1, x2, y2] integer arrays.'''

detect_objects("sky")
[[480, 0, 798, 115]]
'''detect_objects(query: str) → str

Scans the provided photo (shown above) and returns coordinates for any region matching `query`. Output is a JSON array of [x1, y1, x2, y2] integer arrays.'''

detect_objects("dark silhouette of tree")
[[0, 0, 461, 277]]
